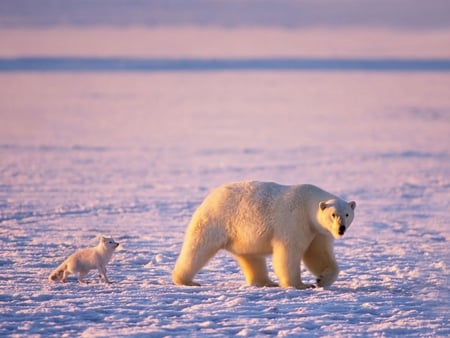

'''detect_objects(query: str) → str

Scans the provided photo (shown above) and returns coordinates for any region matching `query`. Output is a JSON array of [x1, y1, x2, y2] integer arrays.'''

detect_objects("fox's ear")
[[349, 201, 356, 210]]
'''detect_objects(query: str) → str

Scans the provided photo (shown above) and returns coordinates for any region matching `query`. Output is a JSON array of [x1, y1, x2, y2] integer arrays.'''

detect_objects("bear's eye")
[[332, 213, 336, 218], [346, 213, 349, 217]]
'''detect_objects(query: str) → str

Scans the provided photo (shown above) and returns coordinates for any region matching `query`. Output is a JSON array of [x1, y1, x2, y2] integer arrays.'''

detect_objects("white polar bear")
[[172, 181, 356, 289]]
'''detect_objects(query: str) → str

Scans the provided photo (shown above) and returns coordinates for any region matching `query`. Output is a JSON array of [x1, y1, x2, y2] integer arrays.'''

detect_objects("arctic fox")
[[48, 236, 119, 283]]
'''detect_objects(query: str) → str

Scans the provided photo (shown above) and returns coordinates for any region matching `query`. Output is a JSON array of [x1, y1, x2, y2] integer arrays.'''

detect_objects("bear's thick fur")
[[173, 181, 356, 289]]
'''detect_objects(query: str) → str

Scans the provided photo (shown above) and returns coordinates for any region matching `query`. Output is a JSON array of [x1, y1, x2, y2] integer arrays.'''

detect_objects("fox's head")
[[99, 236, 119, 251]]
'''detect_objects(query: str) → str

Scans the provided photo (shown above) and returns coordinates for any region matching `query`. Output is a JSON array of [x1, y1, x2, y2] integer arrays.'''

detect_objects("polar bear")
[[172, 181, 356, 289]]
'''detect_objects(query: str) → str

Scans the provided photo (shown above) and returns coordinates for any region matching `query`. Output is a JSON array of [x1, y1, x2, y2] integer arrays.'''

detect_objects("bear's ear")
[[319, 201, 327, 210], [349, 201, 356, 210]]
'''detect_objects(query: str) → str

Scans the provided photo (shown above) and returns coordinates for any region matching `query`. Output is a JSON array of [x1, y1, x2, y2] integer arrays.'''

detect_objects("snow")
[[1, 69, 449, 336], [1, 1, 450, 330]]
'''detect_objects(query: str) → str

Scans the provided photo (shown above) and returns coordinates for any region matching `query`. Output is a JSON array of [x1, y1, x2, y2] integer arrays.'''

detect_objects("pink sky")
[[1, 0, 449, 29], [1, 1, 449, 59], [1, 27, 449, 58]]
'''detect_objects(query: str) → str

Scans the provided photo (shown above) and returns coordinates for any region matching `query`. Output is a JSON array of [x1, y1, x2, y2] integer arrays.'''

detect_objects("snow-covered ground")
[[1, 2, 450, 334], [1, 69, 449, 336]]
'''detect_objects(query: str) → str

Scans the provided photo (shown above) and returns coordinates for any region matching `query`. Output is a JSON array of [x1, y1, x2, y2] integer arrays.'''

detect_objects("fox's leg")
[[61, 269, 70, 283], [78, 270, 89, 283], [98, 266, 110, 283]]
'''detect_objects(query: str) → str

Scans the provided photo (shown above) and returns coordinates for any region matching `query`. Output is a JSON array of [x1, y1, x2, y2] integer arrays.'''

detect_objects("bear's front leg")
[[316, 264, 339, 287], [234, 254, 278, 287], [302, 234, 339, 287], [272, 243, 314, 289]]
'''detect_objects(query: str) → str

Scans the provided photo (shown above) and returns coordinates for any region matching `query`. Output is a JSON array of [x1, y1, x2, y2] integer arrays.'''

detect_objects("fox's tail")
[[48, 262, 66, 282]]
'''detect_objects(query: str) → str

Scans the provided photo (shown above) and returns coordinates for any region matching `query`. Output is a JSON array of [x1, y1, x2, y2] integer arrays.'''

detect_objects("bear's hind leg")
[[172, 236, 222, 286], [234, 255, 277, 287]]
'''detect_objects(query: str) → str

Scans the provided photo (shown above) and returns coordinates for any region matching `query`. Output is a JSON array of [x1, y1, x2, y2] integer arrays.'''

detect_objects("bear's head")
[[317, 199, 356, 239]]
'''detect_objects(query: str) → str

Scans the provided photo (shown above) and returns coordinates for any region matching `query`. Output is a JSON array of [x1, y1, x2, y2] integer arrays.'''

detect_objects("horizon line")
[[1, 57, 450, 72]]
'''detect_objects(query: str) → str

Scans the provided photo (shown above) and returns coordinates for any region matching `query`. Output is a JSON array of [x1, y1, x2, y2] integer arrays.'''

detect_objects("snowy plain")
[[1, 2, 450, 333], [1, 69, 449, 336]]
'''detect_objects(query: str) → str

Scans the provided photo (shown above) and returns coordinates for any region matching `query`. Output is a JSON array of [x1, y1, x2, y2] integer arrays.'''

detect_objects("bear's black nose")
[[339, 225, 346, 235]]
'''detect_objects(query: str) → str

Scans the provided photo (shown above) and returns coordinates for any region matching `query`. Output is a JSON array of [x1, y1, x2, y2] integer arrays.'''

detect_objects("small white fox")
[[48, 236, 119, 283]]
